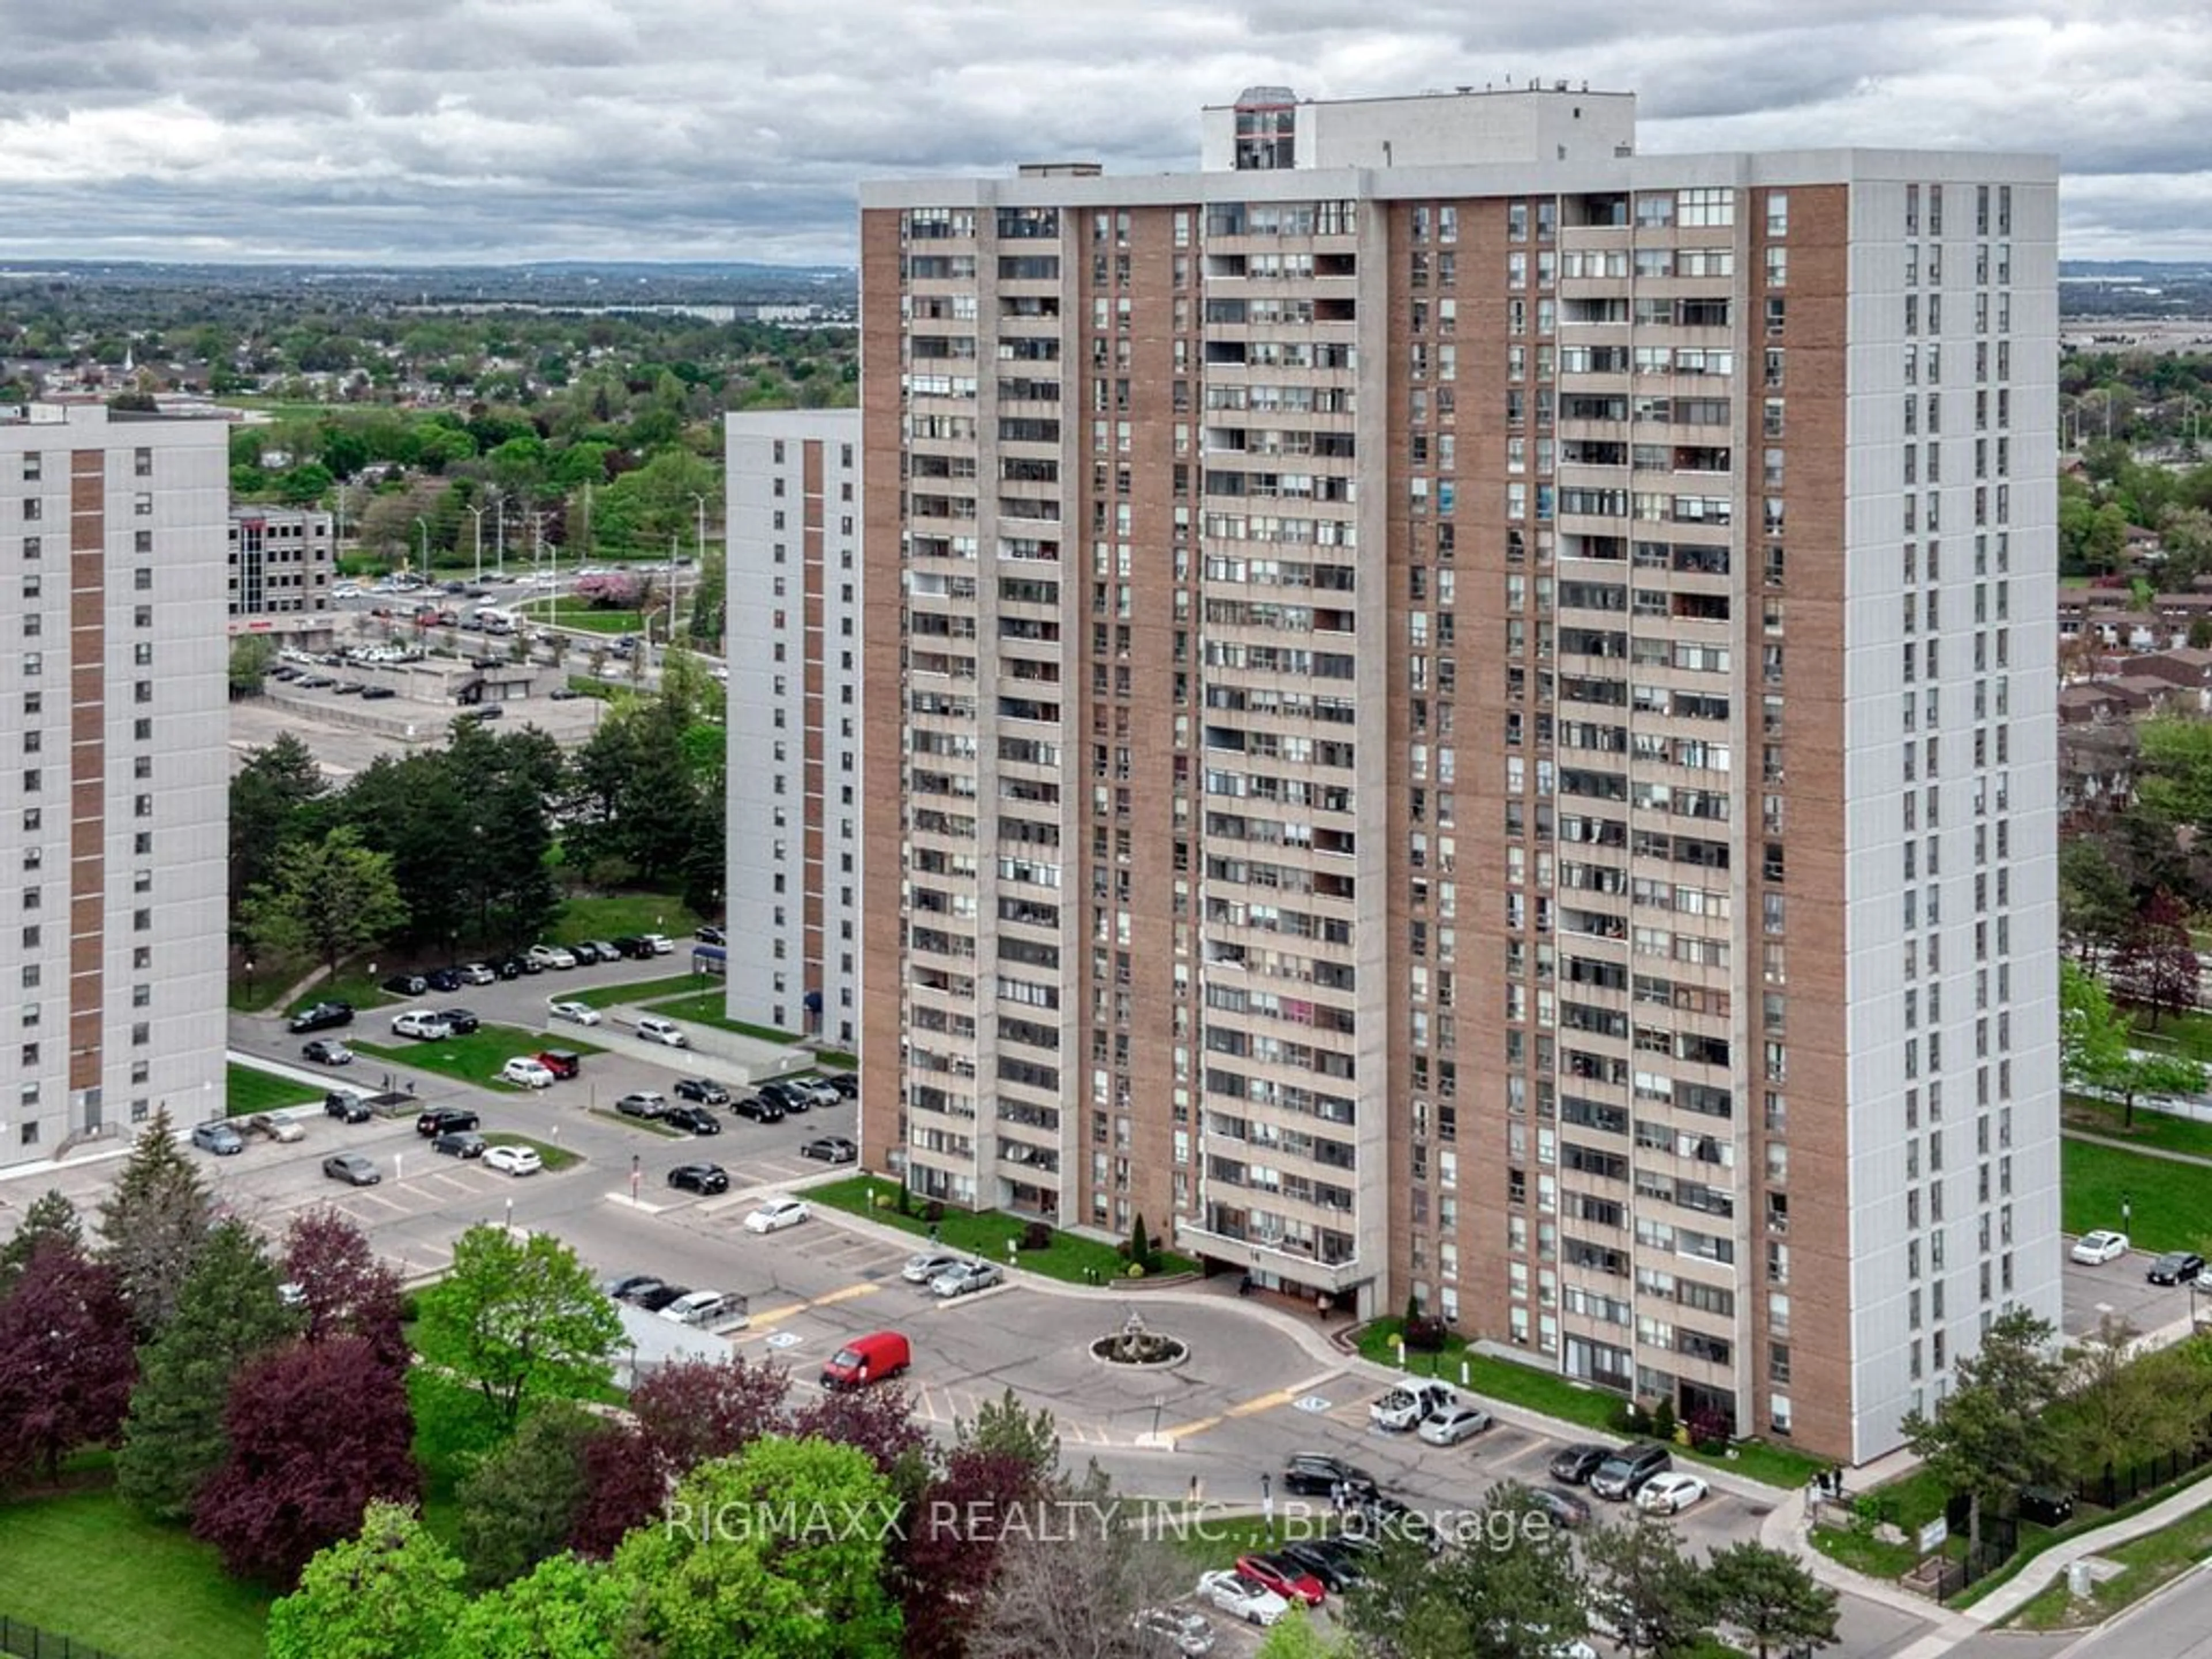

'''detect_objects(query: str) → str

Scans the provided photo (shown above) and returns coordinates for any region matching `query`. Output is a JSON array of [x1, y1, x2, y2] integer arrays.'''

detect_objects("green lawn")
[[556, 892, 702, 940], [479, 1132, 583, 1173], [353, 1025, 604, 1091], [280, 971, 398, 1018], [2061, 1138, 2211, 1253], [805, 1176, 1198, 1286], [2061, 1094, 2212, 1161], [562, 676, 620, 700], [225, 1062, 323, 1118], [1358, 1319, 1824, 1490], [1808, 1465, 1956, 1580], [2005, 1474, 2212, 1629], [522, 597, 643, 634], [2130, 1007, 2212, 1066], [0, 1479, 270, 1659], [569, 972, 714, 1010]]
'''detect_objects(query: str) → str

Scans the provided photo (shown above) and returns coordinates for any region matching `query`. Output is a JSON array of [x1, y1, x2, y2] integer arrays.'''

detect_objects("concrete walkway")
[[2063, 1128, 2212, 1167], [1959, 1467, 2212, 1627]]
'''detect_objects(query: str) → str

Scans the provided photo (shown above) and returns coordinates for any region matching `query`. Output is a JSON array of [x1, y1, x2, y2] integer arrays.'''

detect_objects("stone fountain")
[[1089, 1308, 1188, 1368]]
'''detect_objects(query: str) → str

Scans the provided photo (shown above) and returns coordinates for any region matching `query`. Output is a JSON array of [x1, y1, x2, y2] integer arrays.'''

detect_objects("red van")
[[820, 1330, 911, 1390]]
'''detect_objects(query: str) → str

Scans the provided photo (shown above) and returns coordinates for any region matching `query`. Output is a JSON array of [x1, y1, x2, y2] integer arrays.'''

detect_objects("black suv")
[[415, 1107, 481, 1138], [435, 1008, 482, 1035], [675, 1078, 730, 1106], [1590, 1443, 1673, 1501], [664, 1105, 722, 1136], [756, 1080, 810, 1115], [324, 1090, 372, 1124], [732, 1095, 786, 1123], [288, 1001, 354, 1034], [667, 1162, 730, 1196], [1282, 1455, 1378, 1499], [1548, 1444, 1611, 1485]]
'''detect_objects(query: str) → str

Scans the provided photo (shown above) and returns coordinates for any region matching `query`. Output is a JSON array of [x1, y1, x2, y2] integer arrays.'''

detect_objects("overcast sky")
[[0, 0, 2202, 267]]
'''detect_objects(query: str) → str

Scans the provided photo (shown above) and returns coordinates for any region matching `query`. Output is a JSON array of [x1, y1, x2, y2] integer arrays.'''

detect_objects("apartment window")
[[134, 567, 152, 591], [1766, 192, 1789, 237], [134, 447, 153, 478]]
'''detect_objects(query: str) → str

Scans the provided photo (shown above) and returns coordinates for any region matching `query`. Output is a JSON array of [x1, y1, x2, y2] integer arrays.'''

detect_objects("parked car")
[[323, 1153, 381, 1186], [732, 1094, 786, 1123], [424, 968, 465, 994], [1236, 1554, 1325, 1608], [565, 940, 606, 965], [756, 1080, 811, 1115], [616, 1091, 669, 1120], [1278, 1538, 1367, 1592], [630, 1283, 690, 1313], [1417, 1403, 1494, 1446], [2148, 1251, 2207, 1286], [245, 1112, 306, 1144], [639, 932, 674, 955], [432, 1130, 487, 1160], [483, 1143, 543, 1176], [507, 955, 543, 976], [392, 1010, 454, 1040], [527, 944, 576, 970], [664, 1104, 722, 1136], [416, 1107, 480, 1138], [380, 972, 429, 997], [929, 1259, 1003, 1298], [745, 1196, 812, 1234], [1524, 1487, 1593, 1528], [536, 1048, 582, 1080], [548, 1000, 602, 1026], [695, 925, 725, 946], [302, 1038, 355, 1066], [2071, 1230, 2131, 1265], [434, 1008, 480, 1035], [1132, 1608, 1216, 1657], [1370, 1380, 1456, 1433], [499, 1056, 556, 1089], [609, 935, 650, 959], [287, 1001, 354, 1034], [902, 1249, 964, 1285], [1634, 1472, 1710, 1516], [458, 962, 498, 985], [634, 1015, 688, 1048], [1281, 1455, 1377, 1499], [602, 1274, 662, 1302], [666, 1164, 730, 1196], [674, 1078, 730, 1105], [787, 1076, 841, 1109], [1194, 1570, 1287, 1627], [360, 684, 396, 700], [1590, 1444, 1673, 1501], [800, 1135, 858, 1164], [191, 1120, 245, 1156], [827, 1073, 861, 1099], [1548, 1444, 1612, 1485], [660, 1290, 747, 1329], [821, 1330, 911, 1389], [324, 1090, 372, 1124], [584, 940, 620, 964]]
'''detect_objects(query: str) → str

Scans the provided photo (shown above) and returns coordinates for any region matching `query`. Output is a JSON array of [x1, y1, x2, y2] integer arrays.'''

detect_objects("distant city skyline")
[[0, 1, 2203, 264]]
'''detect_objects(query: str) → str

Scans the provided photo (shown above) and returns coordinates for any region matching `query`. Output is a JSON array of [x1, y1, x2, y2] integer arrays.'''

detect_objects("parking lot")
[[2063, 1241, 2207, 1340]]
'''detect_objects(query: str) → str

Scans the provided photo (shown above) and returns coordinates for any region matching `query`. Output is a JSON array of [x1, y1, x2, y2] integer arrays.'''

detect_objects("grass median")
[[2061, 1138, 2210, 1253], [2004, 1473, 2212, 1629], [805, 1175, 1197, 1286], [224, 1060, 324, 1118], [2061, 1094, 2212, 1161], [479, 1131, 583, 1172], [353, 1025, 605, 1092]]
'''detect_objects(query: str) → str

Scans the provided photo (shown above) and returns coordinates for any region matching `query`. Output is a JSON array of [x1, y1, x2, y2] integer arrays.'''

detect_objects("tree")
[[229, 634, 279, 696], [1255, 1609, 1358, 1659], [2059, 837, 2138, 965], [897, 1445, 1050, 1659], [1340, 1481, 1590, 1659], [1128, 1213, 1154, 1274], [2056, 1315, 2212, 1486], [97, 1106, 215, 1336], [283, 1207, 407, 1374], [266, 1501, 466, 1659], [414, 1225, 621, 1428], [2109, 889, 2203, 1031], [0, 1187, 82, 1298], [0, 1239, 137, 1484], [444, 1551, 637, 1659], [1902, 1306, 2067, 1560], [632, 1353, 792, 1481], [570, 1423, 668, 1559], [789, 1382, 930, 1480], [609, 1435, 903, 1659], [1584, 1513, 1715, 1659], [241, 823, 410, 979], [117, 1219, 297, 1520], [457, 1404, 603, 1590], [962, 1467, 1185, 1659], [2061, 959, 2207, 1127], [229, 734, 327, 936], [193, 1334, 421, 1586], [954, 1386, 1062, 1485], [1704, 1541, 1840, 1659]]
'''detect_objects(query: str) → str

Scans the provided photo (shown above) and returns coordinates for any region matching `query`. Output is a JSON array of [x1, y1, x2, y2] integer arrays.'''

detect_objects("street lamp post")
[[467, 505, 486, 586], [494, 494, 508, 579], [413, 516, 429, 575]]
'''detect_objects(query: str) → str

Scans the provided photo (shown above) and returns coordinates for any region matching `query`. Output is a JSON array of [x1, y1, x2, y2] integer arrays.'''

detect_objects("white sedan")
[[548, 1000, 603, 1027], [483, 1143, 543, 1177], [1195, 1570, 1288, 1627], [527, 944, 576, 970], [743, 1196, 811, 1234], [498, 1056, 555, 1089], [1635, 1472, 1710, 1516], [2070, 1230, 2131, 1265]]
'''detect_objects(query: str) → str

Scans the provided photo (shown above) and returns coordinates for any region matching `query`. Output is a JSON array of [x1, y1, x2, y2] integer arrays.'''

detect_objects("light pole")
[[413, 516, 429, 574], [467, 505, 486, 586], [494, 493, 508, 579]]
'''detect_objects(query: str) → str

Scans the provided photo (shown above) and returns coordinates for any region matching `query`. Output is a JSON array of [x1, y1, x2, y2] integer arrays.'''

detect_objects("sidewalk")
[[1959, 1466, 2212, 1626]]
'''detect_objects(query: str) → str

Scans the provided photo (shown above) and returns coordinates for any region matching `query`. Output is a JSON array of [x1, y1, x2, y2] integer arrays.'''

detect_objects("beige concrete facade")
[[859, 87, 2060, 1463]]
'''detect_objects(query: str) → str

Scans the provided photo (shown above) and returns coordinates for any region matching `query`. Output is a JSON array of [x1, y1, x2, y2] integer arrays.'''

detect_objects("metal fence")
[[0, 1617, 126, 1659], [2074, 1435, 2212, 1512]]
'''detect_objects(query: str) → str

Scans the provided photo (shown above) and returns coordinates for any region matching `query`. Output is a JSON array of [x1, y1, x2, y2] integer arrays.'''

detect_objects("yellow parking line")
[[1164, 1384, 1298, 1444], [1162, 1412, 1225, 1441], [744, 1282, 880, 1332], [1228, 1387, 1297, 1419], [811, 1283, 880, 1308]]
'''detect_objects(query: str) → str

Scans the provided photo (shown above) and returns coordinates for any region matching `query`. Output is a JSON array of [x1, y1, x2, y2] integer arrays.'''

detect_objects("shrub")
[[1687, 1406, 1732, 1452], [1648, 1396, 1677, 1443], [1616, 1400, 1648, 1435], [1018, 1221, 1053, 1253], [1125, 1263, 1146, 1279], [1128, 1214, 1154, 1274], [896, 1185, 912, 1217], [923, 1200, 945, 1225], [1402, 1315, 1450, 1354]]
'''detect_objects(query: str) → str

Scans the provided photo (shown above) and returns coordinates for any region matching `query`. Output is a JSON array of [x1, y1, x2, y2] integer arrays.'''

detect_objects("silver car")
[[929, 1259, 1005, 1299]]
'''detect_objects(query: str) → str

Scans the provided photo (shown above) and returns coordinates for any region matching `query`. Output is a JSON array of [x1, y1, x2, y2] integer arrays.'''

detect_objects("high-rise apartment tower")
[[858, 86, 2061, 1462], [0, 403, 232, 1169]]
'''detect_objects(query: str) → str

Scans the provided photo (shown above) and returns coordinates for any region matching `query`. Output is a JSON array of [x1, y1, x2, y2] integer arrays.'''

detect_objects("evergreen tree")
[[97, 1106, 215, 1336], [117, 1219, 297, 1520], [0, 1187, 82, 1298]]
